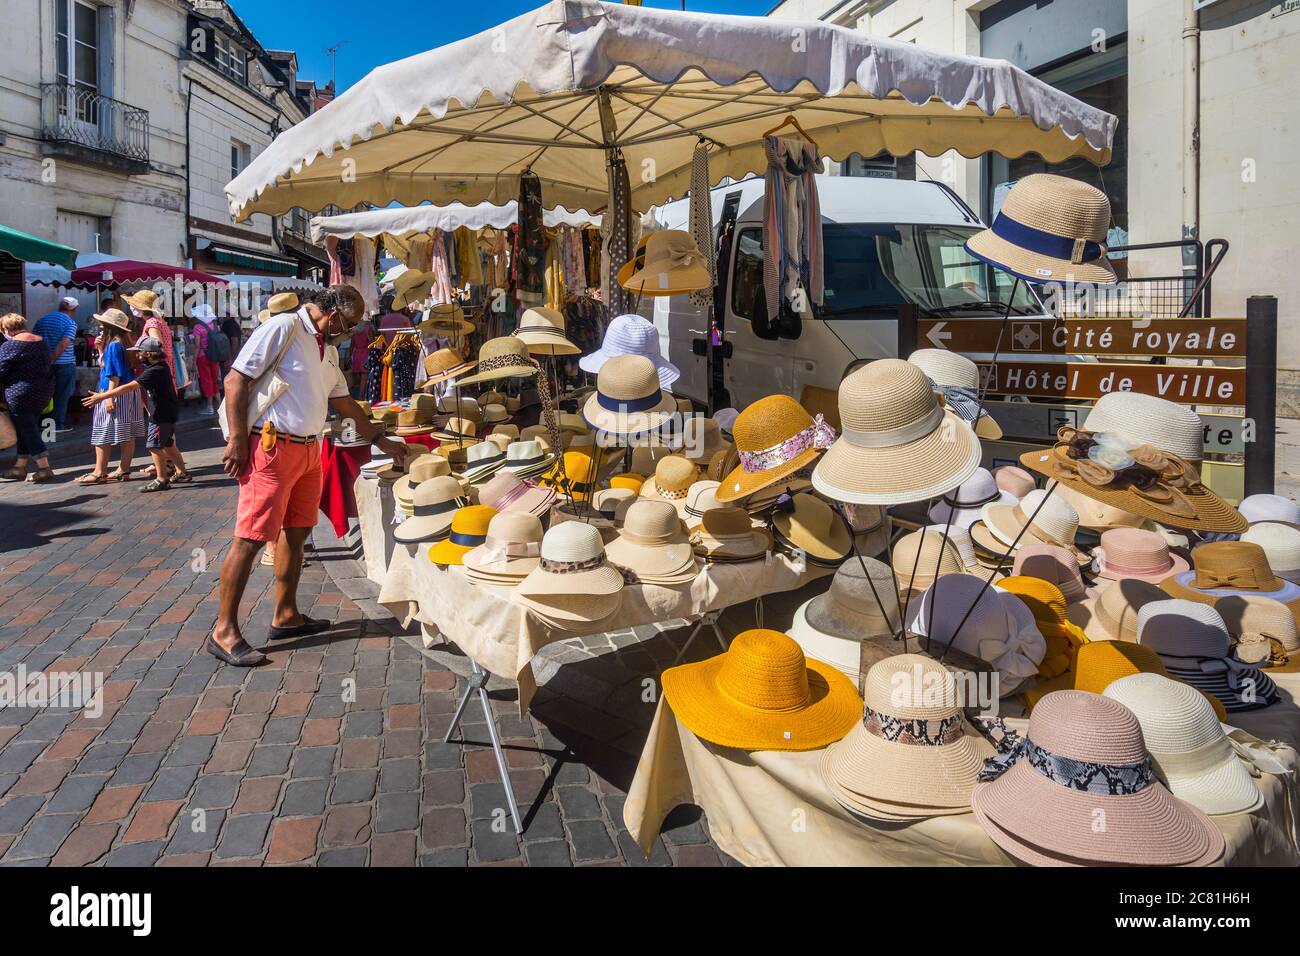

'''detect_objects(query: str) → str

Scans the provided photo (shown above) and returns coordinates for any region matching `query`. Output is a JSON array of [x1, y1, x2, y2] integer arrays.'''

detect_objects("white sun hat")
[[578, 313, 679, 387], [971, 488, 1086, 563], [928, 467, 1016, 529], [1241, 522, 1300, 583], [1103, 672, 1263, 816], [1081, 392, 1205, 463], [514, 521, 625, 622], [1238, 493, 1300, 529]]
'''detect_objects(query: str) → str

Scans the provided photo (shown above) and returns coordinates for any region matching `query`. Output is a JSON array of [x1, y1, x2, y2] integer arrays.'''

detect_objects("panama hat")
[[421, 347, 477, 386], [772, 493, 852, 567], [928, 468, 1016, 530], [93, 308, 133, 333], [907, 348, 1003, 440], [515, 522, 625, 622], [661, 628, 861, 752], [991, 465, 1036, 499], [1238, 493, 1300, 529], [972, 690, 1224, 867], [593, 487, 638, 521], [582, 354, 676, 436], [476, 470, 555, 519], [431, 417, 479, 444], [605, 500, 697, 584], [997, 577, 1088, 680], [251, 291, 300, 324], [392, 476, 467, 544], [689, 507, 773, 563], [393, 454, 459, 503], [920, 524, 1004, 587], [964, 174, 1117, 285], [813, 359, 980, 506], [578, 313, 679, 386], [121, 288, 165, 316], [436, 394, 482, 422], [480, 403, 510, 426], [388, 270, 436, 310], [1161, 542, 1300, 616], [372, 442, 426, 480], [680, 480, 722, 529], [485, 433, 513, 454], [972, 489, 1087, 564], [822, 655, 996, 820], [500, 440, 555, 480], [392, 407, 436, 437], [790, 557, 902, 682], [1241, 523, 1300, 584], [459, 440, 508, 484], [1082, 392, 1204, 463], [1105, 673, 1263, 816], [1093, 527, 1188, 584], [1011, 543, 1097, 603], [427, 505, 497, 566], [514, 306, 578, 355], [418, 302, 474, 336], [489, 423, 519, 442], [456, 337, 538, 386], [1067, 577, 1167, 643], [907, 573, 1046, 696], [1137, 599, 1280, 713], [618, 230, 711, 297], [640, 454, 700, 509], [462, 511, 544, 584], [716, 396, 835, 504], [891, 529, 965, 599], [1216, 594, 1300, 673]]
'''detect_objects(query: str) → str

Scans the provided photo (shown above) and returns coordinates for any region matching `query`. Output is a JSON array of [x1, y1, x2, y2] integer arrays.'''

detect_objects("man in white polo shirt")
[[210, 285, 407, 666]]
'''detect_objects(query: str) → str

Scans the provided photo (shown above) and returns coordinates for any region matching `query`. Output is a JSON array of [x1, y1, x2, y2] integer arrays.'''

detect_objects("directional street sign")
[[916, 317, 1247, 358]]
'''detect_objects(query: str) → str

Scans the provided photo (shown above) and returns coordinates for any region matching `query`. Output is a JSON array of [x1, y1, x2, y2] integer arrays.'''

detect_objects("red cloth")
[[318, 437, 373, 538], [401, 434, 440, 452]]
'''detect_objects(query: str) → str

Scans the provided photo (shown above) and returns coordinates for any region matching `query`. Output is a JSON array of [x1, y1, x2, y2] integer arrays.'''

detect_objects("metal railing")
[[40, 82, 150, 165]]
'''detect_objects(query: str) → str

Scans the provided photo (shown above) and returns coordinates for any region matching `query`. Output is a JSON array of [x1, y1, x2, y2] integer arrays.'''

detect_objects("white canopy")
[[226, 0, 1116, 221], [308, 201, 601, 243]]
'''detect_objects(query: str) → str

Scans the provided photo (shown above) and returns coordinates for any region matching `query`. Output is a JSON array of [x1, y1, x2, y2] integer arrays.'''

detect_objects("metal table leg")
[[671, 609, 729, 666], [443, 661, 524, 834]]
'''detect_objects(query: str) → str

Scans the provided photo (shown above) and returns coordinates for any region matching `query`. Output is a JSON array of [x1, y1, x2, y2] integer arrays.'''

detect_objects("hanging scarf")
[[516, 170, 547, 304], [688, 143, 717, 308], [603, 153, 633, 316], [762, 135, 824, 323]]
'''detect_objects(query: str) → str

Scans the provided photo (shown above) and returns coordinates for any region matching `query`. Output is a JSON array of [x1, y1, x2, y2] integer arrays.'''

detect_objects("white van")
[[640, 175, 1050, 410]]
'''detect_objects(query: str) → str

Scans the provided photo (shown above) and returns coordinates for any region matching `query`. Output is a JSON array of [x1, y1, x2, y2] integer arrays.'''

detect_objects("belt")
[[256, 423, 318, 446]]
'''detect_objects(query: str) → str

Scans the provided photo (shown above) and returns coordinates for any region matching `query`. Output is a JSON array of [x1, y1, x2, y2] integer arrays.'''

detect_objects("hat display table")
[[624, 700, 1300, 867], [354, 473, 399, 586]]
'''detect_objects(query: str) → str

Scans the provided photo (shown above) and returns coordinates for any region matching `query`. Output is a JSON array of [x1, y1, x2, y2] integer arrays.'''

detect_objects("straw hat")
[[997, 577, 1088, 680], [640, 454, 700, 508], [456, 337, 539, 386], [690, 507, 773, 563], [459, 440, 507, 484], [393, 454, 458, 503], [593, 487, 638, 522], [541, 449, 599, 503], [436, 394, 482, 422], [1216, 594, 1300, 673], [476, 470, 556, 519], [1241, 523, 1300, 583], [907, 348, 1003, 440], [813, 359, 980, 506], [462, 511, 544, 584], [390, 270, 436, 310], [480, 403, 510, 426], [1238, 493, 1300, 529], [1137, 599, 1280, 713], [578, 313, 679, 387], [973, 489, 1087, 563], [121, 288, 165, 316], [842, 502, 892, 559], [1049, 481, 1154, 534], [582, 354, 676, 437], [1105, 673, 1263, 816], [715, 396, 835, 504], [964, 174, 1117, 284], [421, 348, 477, 386], [372, 442, 426, 480], [392, 407, 435, 437], [1082, 392, 1204, 463], [515, 306, 578, 356], [991, 465, 1036, 499], [772, 493, 852, 567], [822, 655, 997, 820], [1161, 541, 1300, 616], [1093, 527, 1188, 584], [431, 417, 478, 444], [906, 573, 1046, 696], [94, 308, 133, 333], [605, 499, 697, 583], [515, 522, 625, 623], [971, 690, 1224, 867], [609, 472, 645, 495], [919, 524, 1003, 587], [681, 417, 730, 465], [790, 557, 902, 682], [418, 303, 475, 336], [661, 628, 861, 752], [891, 529, 964, 598], [928, 468, 1016, 530], [394, 476, 467, 544], [251, 292, 300, 324], [618, 230, 711, 297], [1011, 543, 1097, 603], [1067, 577, 1167, 643], [485, 433, 513, 454], [679, 480, 722, 529], [426, 505, 497, 566], [500, 439, 555, 480]]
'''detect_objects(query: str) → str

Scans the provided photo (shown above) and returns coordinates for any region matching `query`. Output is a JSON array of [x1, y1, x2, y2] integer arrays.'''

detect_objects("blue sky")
[[235, 0, 777, 94]]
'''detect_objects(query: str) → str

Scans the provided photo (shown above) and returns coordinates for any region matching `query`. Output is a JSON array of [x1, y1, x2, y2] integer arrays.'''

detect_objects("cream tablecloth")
[[624, 700, 1300, 867], [355, 475, 398, 586]]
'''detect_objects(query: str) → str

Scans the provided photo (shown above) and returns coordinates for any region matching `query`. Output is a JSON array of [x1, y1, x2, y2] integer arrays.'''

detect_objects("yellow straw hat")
[[661, 628, 862, 752], [618, 230, 711, 297], [609, 472, 646, 494], [715, 395, 835, 504], [998, 576, 1089, 680], [542, 449, 598, 503], [428, 505, 497, 566]]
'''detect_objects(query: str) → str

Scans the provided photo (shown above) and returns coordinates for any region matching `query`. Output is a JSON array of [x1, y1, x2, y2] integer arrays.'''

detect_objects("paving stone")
[[470, 817, 521, 864], [376, 792, 420, 833], [322, 805, 371, 847], [524, 840, 573, 867], [74, 741, 132, 774], [6, 812, 79, 860], [266, 816, 321, 864], [164, 808, 223, 854], [289, 746, 337, 779], [108, 753, 166, 787], [51, 822, 118, 866], [47, 773, 111, 813], [215, 812, 272, 859], [378, 757, 420, 793], [191, 774, 242, 810], [163, 735, 218, 767], [342, 710, 384, 737], [246, 744, 294, 777], [329, 769, 377, 805], [144, 765, 201, 802], [557, 785, 603, 821], [280, 779, 328, 816], [261, 716, 305, 745], [318, 846, 367, 866], [567, 820, 619, 862], [370, 831, 417, 867], [0, 795, 48, 834], [103, 840, 166, 867]]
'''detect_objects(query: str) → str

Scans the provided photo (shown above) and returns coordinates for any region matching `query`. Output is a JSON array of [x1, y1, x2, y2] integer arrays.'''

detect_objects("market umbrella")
[[0, 224, 78, 269], [309, 201, 601, 244], [70, 260, 229, 286], [24, 251, 125, 288], [225, 0, 1116, 221]]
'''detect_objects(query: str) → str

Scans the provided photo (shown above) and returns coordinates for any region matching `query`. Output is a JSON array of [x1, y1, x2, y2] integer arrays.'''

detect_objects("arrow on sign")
[[926, 321, 951, 349]]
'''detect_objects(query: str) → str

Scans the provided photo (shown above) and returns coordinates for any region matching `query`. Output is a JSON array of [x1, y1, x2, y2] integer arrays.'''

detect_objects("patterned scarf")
[[762, 135, 823, 323]]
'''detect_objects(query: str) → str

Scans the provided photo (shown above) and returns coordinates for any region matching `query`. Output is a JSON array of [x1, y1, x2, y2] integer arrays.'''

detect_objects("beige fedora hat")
[[421, 347, 477, 386], [456, 337, 539, 386], [515, 306, 579, 356], [1081, 392, 1204, 463], [390, 270, 437, 310], [813, 359, 981, 506], [680, 480, 722, 529], [393, 476, 466, 543], [436, 394, 482, 422], [418, 302, 475, 336], [254, 291, 300, 324], [515, 522, 625, 621], [964, 173, 1117, 285], [618, 230, 711, 297], [605, 499, 697, 582], [393, 454, 456, 503], [582, 354, 676, 437], [1067, 576, 1167, 642], [973, 488, 1087, 563], [459, 439, 507, 484]]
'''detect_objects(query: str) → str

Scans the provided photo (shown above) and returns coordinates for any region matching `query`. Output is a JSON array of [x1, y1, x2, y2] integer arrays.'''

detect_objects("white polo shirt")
[[232, 307, 347, 437]]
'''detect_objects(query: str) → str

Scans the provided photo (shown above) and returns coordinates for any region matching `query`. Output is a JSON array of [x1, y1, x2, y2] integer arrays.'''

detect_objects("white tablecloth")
[[354, 475, 398, 586]]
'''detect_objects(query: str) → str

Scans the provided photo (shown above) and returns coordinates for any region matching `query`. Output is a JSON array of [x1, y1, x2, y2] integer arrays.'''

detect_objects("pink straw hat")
[[1093, 527, 1189, 584], [1011, 543, 1097, 603], [991, 465, 1036, 499], [971, 690, 1225, 867]]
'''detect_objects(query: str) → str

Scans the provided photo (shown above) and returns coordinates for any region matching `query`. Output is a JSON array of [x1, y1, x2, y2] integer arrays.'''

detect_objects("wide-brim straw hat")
[[515, 306, 579, 355], [1161, 541, 1300, 614], [822, 655, 995, 818], [421, 350, 477, 390], [690, 507, 773, 562], [121, 289, 165, 316], [1216, 594, 1300, 674], [772, 493, 852, 565], [618, 230, 711, 297], [928, 467, 1017, 530], [1082, 392, 1204, 463], [476, 470, 555, 519], [389, 270, 436, 310], [417, 302, 475, 336], [501, 440, 556, 481], [516, 522, 624, 609], [891, 529, 966, 598], [964, 174, 1117, 285], [460, 443, 508, 484], [1093, 527, 1188, 584], [393, 454, 457, 502], [479, 403, 510, 425], [1104, 673, 1262, 816], [456, 337, 539, 386], [578, 313, 679, 387], [541, 450, 599, 503], [393, 476, 467, 544], [392, 407, 436, 437], [973, 488, 1088, 564], [428, 505, 497, 566], [971, 691, 1224, 867], [813, 359, 980, 506], [1067, 577, 1168, 642], [582, 354, 676, 436], [716, 395, 835, 504], [661, 628, 862, 752], [791, 556, 901, 680], [907, 348, 1003, 440], [462, 511, 544, 581], [514, 591, 625, 629], [94, 308, 133, 333], [605, 499, 697, 580]]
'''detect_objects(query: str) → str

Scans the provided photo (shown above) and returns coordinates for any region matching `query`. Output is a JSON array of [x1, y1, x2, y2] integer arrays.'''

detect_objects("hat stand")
[[923, 495, 959, 643], [832, 502, 912, 652], [973, 277, 1021, 419], [442, 660, 524, 833], [670, 609, 731, 666]]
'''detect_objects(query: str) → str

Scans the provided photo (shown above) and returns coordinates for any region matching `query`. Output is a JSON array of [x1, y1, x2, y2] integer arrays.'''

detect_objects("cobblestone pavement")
[[0, 428, 732, 866]]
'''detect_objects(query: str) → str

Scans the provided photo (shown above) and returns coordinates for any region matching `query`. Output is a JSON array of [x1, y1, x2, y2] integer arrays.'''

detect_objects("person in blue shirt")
[[31, 296, 80, 431], [77, 308, 145, 483]]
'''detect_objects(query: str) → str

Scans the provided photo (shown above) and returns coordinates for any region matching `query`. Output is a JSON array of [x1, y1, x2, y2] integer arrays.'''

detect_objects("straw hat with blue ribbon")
[[582, 354, 676, 436]]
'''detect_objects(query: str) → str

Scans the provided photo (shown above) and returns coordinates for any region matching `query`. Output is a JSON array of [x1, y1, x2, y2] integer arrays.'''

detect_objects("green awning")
[[211, 247, 298, 275], [0, 224, 78, 269]]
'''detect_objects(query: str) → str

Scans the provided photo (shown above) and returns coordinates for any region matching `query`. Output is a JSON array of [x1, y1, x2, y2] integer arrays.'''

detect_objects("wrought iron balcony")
[[40, 83, 150, 173]]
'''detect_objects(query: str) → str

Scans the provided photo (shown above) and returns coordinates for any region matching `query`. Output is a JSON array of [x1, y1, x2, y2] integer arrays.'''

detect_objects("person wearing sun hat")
[[428, 504, 497, 566], [1092, 526, 1188, 584], [907, 348, 1003, 441], [772, 492, 852, 569], [514, 521, 626, 625], [1216, 594, 1300, 673], [971, 690, 1224, 867], [689, 506, 773, 564], [1067, 576, 1167, 643], [578, 313, 680, 387], [971, 488, 1088, 565], [813, 359, 980, 506], [1011, 543, 1097, 603], [393, 476, 467, 544], [714, 395, 836, 505], [822, 655, 997, 820], [660, 628, 862, 752], [997, 577, 1089, 681], [514, 306, 579, 356], [928, 467, 1016, 530], [582, 354, 677, 438], [605, 499, 698, 586], [1104, 673, 1264, 816], [1161, 541, 1300, 622], [788, 556, 902, 684]]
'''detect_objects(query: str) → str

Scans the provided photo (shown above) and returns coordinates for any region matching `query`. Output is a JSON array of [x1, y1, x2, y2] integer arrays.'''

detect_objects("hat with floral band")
[[1215, 594, 1300, 673], [715, 395, 836, 504]]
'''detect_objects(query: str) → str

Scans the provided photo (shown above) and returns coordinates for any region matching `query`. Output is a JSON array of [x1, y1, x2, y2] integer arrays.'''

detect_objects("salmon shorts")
[[233, 435, 322, 542]]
